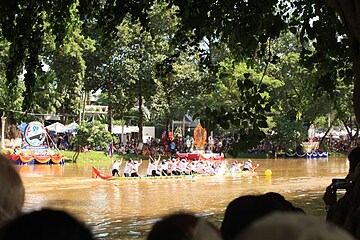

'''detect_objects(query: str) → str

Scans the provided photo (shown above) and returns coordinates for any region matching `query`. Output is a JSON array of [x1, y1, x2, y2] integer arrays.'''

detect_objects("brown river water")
[[17, 157, 349, 239]]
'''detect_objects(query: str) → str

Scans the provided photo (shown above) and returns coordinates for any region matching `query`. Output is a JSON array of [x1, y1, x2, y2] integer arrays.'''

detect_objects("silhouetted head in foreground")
[[235, 212, 355, 240], [0, 154, 24, 226], [348, 146, 360, 174], [0, 208, 94, 240], [147, 212, 221, 240], [221, 193, 304, 240]]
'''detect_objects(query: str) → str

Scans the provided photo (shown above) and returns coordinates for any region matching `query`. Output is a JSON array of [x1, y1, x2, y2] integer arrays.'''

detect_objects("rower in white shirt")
[[168, 158, 181, 175], [111, 159, 122, 176], [146, 156, 160, 177], [178, 159, 190, 175], [188, 160, 197, 174], [123, 159, 134, 177], [196, 161, 206, 174], [131, 159, 143, 177], [158, 160, 169, 176]]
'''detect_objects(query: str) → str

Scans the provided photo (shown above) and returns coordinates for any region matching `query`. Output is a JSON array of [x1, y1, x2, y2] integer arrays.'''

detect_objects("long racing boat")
[[92, 165, 257, 181]]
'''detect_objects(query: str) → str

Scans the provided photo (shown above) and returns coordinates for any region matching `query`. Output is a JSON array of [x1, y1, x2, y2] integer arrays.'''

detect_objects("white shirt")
[[243, 161, 253, 169], [168, 161, 178, 171], [196, 162, 206, 174], [124, 162, 133, 174], [146, 161, 157, 175], [131, 163, 141, 173], [112, 161, 121, 171], [178, 161, 188, 172], [158, 162, 168, 171]]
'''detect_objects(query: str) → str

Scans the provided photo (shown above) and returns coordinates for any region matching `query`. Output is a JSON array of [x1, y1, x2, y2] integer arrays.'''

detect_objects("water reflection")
[[19, 157, 349, 239]]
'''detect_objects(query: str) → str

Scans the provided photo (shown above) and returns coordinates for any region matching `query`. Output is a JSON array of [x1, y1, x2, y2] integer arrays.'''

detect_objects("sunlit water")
[[18, 157, 349, 239]]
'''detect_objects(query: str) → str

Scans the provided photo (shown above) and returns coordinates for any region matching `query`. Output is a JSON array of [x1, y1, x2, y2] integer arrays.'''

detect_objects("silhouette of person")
[[221, 193, 304, 240], [0, 208, 94, 240], [323, 146, 360, 238], [147, 211, 221, 240], [0, 154, 25, 226]]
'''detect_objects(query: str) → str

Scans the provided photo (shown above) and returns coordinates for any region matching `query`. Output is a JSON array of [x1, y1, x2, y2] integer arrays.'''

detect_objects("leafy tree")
[[289, 0, 360, 125], [0, 0, 85, 112], [72, 120, 113, 162], [192, 59, 275, 156], [83, 19, 135, 133]]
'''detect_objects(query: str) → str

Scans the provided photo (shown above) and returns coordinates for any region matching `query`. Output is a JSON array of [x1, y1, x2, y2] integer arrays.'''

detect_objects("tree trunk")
[[138, 94, 143, 143], [72, 147, 80, 163], [107, 86, 113, 134], [60, 104, 65, 123], [320, 118, 335, 148]]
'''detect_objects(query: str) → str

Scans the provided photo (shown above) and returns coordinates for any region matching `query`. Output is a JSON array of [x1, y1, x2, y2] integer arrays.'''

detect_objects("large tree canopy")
[[1, 0, 360, 149]]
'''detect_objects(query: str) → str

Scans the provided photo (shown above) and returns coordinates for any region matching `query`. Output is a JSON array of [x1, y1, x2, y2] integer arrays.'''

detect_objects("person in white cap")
[[123, 159, 134, 177], [146, 156, 160, 177], [243, 159, 253, 171], [111, 159, 122, 177], [168, 158, 181, 175], [131, 159, 143, 177]]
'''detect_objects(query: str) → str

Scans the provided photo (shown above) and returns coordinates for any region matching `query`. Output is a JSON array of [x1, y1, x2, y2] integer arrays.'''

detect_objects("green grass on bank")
[[61, 150, 155, 163]]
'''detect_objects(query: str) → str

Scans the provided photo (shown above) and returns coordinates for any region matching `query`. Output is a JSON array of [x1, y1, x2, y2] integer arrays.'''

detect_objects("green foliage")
[[1, 0, 360, 152], [267, 116, 307, 151], [194, 59, 275, 156], [72, 120, 113, 150]]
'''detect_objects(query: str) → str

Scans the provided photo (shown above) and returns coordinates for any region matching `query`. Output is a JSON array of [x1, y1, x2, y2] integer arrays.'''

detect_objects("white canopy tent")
[[65, 122, 79, 131], [45, 122, 66, 133], [110, 125, 139, 134], [45, 122, 78, 133]]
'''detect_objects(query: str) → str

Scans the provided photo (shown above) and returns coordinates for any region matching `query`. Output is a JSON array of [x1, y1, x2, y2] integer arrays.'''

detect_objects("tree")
[[289, 0, 360, 125], [83, 20, 135, 133], [191, 59, 275, 155], [72, 120, 113, 162], [0, 0, 85, 112]]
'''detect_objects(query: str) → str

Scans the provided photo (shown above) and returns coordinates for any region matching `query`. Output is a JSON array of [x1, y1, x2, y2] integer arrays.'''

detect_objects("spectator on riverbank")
[[147, 212, 221, 240], [221, 193, 304, 240], [0, 208, 94, 239], [0, 154, 24, 226], [235, 212, 354, 240], [323, 146, 360, 238]]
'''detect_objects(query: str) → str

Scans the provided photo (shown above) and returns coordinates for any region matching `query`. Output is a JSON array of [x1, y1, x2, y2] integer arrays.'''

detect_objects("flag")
[[108, 141, 114, 158]]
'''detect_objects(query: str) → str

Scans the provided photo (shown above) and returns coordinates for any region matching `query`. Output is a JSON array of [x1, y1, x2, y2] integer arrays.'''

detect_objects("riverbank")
[[61, 150, 154, 163], [61, 150, 346, 163]]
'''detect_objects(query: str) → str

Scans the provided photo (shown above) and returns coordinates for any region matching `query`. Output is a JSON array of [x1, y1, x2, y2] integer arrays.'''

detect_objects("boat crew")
[[229, 161, 243, 174], [131, 159, 142, 177], [178, 159, 190, 175], [243, 159, 253, 171], [168, 158, 181, 175], [147, 156, 160, 177], [196, 161, 206, 174], [229, 162, 238, 174], [243, 159, 259, 172], [188, 160, 197, 174], [215, 162, 225, 174], [111, 159, 122, 177], [158, 160, 169, 176], [205, 162, 216, 175], [123, 159, 134, 177]]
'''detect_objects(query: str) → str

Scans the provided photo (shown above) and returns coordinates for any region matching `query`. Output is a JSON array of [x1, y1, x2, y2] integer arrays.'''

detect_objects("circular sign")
[[24, 121, 46, 146]]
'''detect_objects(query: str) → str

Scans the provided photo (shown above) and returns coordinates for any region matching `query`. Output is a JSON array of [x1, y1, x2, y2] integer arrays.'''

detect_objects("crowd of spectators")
[[45, 127, 355, 158]]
